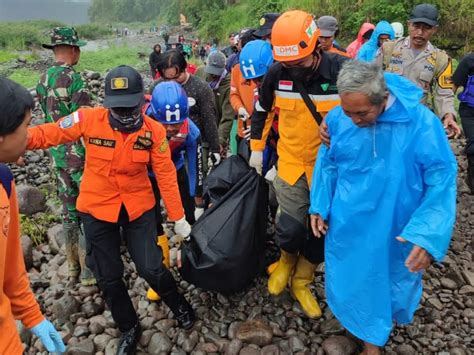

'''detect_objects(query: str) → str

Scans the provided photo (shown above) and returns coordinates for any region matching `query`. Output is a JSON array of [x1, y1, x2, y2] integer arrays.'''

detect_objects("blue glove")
[[30, 319, 66, 353]]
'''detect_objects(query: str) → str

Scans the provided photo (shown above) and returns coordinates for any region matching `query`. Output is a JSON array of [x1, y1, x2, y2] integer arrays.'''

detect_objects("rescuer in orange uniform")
[[27, 66, 195, 355], [0, 77, 65, 355]]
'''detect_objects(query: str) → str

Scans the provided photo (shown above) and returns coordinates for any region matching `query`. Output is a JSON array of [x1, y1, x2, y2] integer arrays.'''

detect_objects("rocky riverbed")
[[12, 73, 473, 354]]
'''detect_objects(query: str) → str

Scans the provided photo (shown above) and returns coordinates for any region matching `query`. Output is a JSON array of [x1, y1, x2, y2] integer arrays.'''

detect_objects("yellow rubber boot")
[[157, 234, 170, 268], [266, 261, 279, 275], [268, 250, 297, 296], [147, 234, 170, 301], [290, 255, 322, 319]]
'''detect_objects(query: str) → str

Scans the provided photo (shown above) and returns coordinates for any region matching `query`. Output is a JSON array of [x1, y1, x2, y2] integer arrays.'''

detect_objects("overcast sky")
[[0, 0, 91, 24]]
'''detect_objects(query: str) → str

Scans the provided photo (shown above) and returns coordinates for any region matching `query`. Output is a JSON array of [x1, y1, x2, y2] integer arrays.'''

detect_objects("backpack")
[[0, 164, 13, 198]]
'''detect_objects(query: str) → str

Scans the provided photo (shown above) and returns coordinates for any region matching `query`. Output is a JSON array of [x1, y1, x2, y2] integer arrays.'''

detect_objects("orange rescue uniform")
[[0, 174, 44, 355], [27, 107, 184, 223], [230, 64, 257, 138]]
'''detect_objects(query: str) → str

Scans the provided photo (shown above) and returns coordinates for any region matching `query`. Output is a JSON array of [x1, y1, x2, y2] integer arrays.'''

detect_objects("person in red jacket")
[[27, 66, 196, 355], [0, 77, 65, 354]]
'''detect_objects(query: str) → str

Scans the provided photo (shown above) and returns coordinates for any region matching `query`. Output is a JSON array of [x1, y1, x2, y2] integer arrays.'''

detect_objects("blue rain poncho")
[[357, 20, 394, 62], [309, 73, 457, 346]]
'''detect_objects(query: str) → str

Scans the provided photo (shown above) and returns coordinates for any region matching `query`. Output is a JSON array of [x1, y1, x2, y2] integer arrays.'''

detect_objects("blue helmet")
[[239, 40, 273, 80], [149, 81, 189, 124]]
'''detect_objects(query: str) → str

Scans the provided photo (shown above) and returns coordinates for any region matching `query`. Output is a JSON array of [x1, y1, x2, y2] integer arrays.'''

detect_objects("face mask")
[[109, 106, 144, 133], [288, 65, 315, 82]]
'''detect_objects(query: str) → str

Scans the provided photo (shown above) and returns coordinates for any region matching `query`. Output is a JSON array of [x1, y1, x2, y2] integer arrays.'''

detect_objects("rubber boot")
[[78, 225, 97, 286], [267, 249, 298, 296], [162, 292, 195, 330], [290, 255, 322, 319], [467, 155, 474, 194], [266, 261, 279, 275], [63, 222, 80, 286], [147, 234, 170, 301], [116, 322, 142, 355]]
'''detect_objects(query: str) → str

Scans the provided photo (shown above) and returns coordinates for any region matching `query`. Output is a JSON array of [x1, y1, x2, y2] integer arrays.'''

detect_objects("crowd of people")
[[0, 3, 472, 355]]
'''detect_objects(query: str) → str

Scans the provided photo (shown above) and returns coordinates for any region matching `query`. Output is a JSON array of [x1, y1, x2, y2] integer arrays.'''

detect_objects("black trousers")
[[150, 167, 195, 235], [460, 103, 474, 157], [81, 206, 178, 332]]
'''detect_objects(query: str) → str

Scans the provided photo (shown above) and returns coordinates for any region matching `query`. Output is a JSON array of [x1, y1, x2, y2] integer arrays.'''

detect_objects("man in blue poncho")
[[357, 20, 394, 62], [309, 61, 457, 354]]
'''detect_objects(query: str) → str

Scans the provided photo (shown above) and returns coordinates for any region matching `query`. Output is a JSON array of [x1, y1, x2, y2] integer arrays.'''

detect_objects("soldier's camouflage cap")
[[42, 27, 87, 49]]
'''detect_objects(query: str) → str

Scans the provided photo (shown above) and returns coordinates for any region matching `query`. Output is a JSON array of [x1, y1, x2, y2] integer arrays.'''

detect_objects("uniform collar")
[[316, 51, 333, 81], [402, 37, 434, 53]]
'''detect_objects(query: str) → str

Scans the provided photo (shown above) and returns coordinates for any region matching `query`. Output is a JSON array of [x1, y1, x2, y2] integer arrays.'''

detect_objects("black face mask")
[[288, 66, 315, 82], [109, 106, 143, 133]]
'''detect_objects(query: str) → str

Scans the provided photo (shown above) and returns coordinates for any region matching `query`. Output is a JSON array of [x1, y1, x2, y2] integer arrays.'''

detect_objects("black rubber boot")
[[116, 323, 142, 355], [163, 293, 196, 330]]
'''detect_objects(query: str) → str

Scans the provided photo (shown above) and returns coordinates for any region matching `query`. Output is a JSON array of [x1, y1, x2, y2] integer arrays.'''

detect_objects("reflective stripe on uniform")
[[275, 90, 340, 102]]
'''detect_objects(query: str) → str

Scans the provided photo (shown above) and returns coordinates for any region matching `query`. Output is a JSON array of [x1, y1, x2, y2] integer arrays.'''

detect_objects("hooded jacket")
[[309, 73, 457, 346], [357, 21, 394, 62], [346, 22, 375, 58]]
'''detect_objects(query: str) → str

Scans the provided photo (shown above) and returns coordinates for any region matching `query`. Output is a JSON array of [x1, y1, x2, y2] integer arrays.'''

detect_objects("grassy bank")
[[5, 44, 148, 88], [76, 44, 148, 73], [0, 20, 112, 51]]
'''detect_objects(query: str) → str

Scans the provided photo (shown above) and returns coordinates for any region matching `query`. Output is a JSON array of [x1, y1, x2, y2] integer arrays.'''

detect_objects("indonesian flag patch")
[[278, 80, 293, 91]]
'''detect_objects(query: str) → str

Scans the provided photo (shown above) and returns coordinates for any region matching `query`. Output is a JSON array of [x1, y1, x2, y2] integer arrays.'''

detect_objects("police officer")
[[37, 27, 95, 286], [376, 3, 461, 137], [250, 10, 347, 319], [27, 65, 195, 355]]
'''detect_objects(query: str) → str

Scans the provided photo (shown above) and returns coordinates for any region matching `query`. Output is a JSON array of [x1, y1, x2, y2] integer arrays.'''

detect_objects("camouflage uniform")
[[37, 27, 95, 285]]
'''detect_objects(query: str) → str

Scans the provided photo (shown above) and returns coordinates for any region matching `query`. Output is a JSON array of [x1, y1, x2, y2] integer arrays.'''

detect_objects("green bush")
[[21, 213, 61, 246], [0, 20, 64, 50]]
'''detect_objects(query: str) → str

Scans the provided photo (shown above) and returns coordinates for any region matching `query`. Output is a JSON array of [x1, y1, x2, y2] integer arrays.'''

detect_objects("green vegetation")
[[8, 68, 41, 88], [0, 20, 112, 51], [88, 0, 473, 54], [0, 50, 18, 63], [76, 44, 148, 73], [4, 45, 148, 88], [20, 212, 61, 246], [75, 23, 113, 40], [0, 20, 63, 50], [88, 0, 163, 22], [0, 50, 39, 64]]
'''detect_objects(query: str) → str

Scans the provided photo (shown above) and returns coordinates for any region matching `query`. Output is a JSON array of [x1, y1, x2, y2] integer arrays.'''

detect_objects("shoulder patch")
[[437, 59, 453, 89], [159, 139, 169, 153], [59, 112, 80, 128]]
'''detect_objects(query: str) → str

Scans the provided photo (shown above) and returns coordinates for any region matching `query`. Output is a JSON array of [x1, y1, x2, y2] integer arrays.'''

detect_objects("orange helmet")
[[271, 10, 320, 62]]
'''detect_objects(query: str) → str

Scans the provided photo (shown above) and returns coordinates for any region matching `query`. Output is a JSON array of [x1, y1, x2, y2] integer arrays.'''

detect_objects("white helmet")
[[391, 22, 404, 39]]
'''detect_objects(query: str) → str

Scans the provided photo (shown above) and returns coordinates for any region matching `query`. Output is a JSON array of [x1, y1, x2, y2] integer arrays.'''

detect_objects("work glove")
[[30, 319, 66, 353], [174, 216, 191, 239], [242, 125, 251, 141], [194, 207, 204, 221], [249, 151, 263, 175], [208, 152, 221, 169], [238, 107, 250, 121]]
